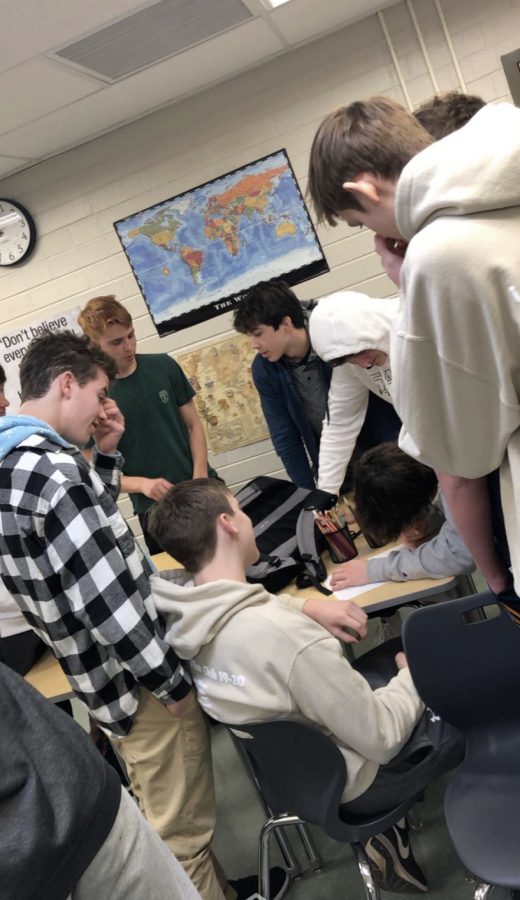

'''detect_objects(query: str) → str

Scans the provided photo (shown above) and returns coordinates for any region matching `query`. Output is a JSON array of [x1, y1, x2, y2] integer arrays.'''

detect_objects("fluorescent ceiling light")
[[262, 0, 292, 8]]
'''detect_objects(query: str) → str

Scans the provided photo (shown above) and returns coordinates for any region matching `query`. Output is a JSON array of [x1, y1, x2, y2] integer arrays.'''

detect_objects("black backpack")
[[235, 476, 336, 594]]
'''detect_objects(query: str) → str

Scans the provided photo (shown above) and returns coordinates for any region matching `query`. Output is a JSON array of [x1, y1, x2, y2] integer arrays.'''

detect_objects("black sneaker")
[[364, 819, 428, 894], [230, 865, 289, 900]]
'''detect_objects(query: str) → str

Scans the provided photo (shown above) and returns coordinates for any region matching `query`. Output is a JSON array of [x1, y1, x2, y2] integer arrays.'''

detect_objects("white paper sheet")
[[326, 546, 403, 601]]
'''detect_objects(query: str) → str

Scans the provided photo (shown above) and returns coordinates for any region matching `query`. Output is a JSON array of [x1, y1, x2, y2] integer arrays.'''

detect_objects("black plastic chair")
[[402, 590, 520, 899], [227, 719, 422, 900]]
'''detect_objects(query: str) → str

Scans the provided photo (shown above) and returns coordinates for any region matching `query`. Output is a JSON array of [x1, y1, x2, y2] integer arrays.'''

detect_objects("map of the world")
[[114, 150, 328, 335]]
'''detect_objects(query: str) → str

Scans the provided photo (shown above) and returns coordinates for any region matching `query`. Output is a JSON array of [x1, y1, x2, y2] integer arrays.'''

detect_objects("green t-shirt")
[[109, 353, 217, 515]]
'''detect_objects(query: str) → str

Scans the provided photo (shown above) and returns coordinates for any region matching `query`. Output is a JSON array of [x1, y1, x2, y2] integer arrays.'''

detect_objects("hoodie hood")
[[0, 415, 73, 462], [151, 570, 268, 659], [309, 291, 399, 362], [397, 103, 520, 241]]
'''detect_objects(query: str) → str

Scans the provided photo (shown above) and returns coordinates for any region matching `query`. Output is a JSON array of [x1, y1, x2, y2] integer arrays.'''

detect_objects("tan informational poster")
[[178, 333, 268, 454]]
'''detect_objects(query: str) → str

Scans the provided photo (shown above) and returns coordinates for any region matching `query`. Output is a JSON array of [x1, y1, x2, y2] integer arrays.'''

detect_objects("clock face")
[[0, 199, 36, 266]]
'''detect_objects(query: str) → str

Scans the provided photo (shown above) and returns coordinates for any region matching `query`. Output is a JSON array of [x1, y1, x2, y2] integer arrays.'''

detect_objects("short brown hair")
[[308, 96, 433, 226], [354, 442, 438, 545], [148, 478, 234, 573], [233, 281, 305, 333], [20, 330, 117, 402], [78, 295, 133, 342], [414, 91, 485, 141]]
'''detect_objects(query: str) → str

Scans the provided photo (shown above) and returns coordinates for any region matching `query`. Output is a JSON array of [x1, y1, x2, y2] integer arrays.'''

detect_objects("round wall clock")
[[0, 198, 37, 266]]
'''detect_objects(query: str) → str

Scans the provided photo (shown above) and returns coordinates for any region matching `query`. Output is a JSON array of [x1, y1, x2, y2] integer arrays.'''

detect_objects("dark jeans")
[[487, 469, 520, 615], [0, 629, 46, 676], [345, 638, 465, 815], [342, 711, 465, 816]]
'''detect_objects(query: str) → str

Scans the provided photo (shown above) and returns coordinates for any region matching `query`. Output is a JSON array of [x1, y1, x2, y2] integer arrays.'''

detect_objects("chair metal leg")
[[296, 822, 323, 870], [473, 883, 493, 900], [229, 732, 303, 876], [259, 814, 304, 900], [351, 842, 381, 900], [272, 823, 303, 878]]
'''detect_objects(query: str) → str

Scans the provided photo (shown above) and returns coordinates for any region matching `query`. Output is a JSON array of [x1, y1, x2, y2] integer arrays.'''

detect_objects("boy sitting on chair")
[[148, 478, 464, 895]]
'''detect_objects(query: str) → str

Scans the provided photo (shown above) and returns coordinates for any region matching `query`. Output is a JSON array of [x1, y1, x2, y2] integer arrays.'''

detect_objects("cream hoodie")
[[391, 102, 520, 592], [309, 291, 399, 494], [151, 570, 423, 803]]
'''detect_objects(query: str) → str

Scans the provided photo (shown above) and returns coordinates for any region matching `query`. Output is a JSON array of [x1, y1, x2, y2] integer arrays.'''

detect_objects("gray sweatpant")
[[69, 787, 202, 900]]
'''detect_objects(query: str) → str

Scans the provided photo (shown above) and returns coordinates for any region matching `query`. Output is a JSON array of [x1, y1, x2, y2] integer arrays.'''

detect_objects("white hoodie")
[[151, 570, 423, 803], [309, 291, 399, 494], [391, 102, 520, 592]]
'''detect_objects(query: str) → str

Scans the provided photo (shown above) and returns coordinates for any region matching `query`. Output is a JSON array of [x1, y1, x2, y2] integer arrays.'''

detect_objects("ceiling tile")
[[271, 0, 399, 45], [0, 18, 283, 161], [0, 156, 34, 179], [0, 58, 102, 134], [0, 0, 153, 73]]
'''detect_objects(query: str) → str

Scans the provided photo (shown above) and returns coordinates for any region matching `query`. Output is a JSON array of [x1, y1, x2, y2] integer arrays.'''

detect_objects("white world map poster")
[[114, 149, 329, 336]]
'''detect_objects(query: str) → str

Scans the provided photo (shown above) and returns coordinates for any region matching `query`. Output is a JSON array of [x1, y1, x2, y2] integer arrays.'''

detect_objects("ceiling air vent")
[[50, 0, 254, 82]]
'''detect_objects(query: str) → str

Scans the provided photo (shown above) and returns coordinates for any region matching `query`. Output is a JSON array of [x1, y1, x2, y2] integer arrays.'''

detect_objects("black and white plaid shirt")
[[0, 435, 190, 735]]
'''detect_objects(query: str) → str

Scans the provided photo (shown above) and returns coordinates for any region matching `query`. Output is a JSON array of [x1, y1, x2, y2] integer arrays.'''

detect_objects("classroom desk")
[[151, 542, 457, 616], [25, 648, 74, 702], [25, 541, 456, 703], [293, 535, 457, 615]]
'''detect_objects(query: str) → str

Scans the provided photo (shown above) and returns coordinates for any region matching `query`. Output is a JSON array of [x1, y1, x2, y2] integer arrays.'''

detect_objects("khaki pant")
[[111, 689, 234, 900]]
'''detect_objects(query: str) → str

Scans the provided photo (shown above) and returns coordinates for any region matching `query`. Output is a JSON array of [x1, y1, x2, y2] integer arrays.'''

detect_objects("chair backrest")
[[402, 591, 520, 731], [228, 720, 347, 835]]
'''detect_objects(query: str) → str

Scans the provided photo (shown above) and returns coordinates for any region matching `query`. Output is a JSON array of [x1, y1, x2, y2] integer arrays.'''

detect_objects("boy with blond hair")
[[79, 296, 217, 553], [307, 96, 520, 614]]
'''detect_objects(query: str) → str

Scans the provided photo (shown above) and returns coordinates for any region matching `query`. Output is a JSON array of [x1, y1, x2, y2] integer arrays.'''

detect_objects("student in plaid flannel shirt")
[[0, 331, 233, 900]]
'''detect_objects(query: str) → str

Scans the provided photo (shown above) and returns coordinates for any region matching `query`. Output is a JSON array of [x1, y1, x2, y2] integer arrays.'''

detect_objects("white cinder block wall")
[[0, 0, 517, 538]]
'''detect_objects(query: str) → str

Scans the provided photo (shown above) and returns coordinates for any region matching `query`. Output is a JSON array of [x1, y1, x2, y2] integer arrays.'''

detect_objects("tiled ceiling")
[[0, 0, 398, 180]]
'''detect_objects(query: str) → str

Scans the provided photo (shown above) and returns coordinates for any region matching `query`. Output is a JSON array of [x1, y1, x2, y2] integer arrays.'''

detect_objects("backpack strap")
[[296, 508, 332, 596]]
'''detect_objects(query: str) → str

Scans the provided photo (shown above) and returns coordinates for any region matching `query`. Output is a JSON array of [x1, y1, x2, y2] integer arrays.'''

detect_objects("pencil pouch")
[[322, 525, 358, 564]]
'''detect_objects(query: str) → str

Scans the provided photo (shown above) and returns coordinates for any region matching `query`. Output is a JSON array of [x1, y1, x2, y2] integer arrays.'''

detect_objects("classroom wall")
[[0, 0, 517, 537]]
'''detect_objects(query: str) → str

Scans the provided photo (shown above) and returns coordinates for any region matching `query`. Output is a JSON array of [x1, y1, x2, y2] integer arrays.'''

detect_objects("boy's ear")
[[342, 173, 382, 206], [219, 512, 238, 537], [58, 371, 75, 398]]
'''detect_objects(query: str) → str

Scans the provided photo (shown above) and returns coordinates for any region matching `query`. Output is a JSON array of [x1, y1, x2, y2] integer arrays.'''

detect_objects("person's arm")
[[179, 398, 209, 479], [253, 358, 315, 489], [43, 477, 191, 704], [88, 399, 175, 502], [317, 366, 369, 495], [278, 592, 368, 643], [437, 473, 509, 594], [120, 475, 174, 501], [289, 637, 423, 765], [364, 494, 475, 583]]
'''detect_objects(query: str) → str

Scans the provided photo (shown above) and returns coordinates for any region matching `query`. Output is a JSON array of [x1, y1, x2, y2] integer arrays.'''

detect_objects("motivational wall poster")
[[0, 308, 81, 412]]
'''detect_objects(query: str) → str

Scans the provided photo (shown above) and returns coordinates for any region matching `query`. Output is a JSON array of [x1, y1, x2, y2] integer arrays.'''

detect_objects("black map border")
[[113, 148, 329, 337]]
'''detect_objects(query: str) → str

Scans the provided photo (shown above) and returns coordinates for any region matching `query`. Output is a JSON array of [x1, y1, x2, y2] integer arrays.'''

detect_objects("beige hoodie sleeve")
[[288, 635, 423, 765], [277, 592, 306, 613]]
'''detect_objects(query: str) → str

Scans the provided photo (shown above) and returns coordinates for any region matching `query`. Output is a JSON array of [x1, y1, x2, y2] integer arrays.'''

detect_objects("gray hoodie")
[[151, 571, 423, 803], [391, 102, 520, 592]]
